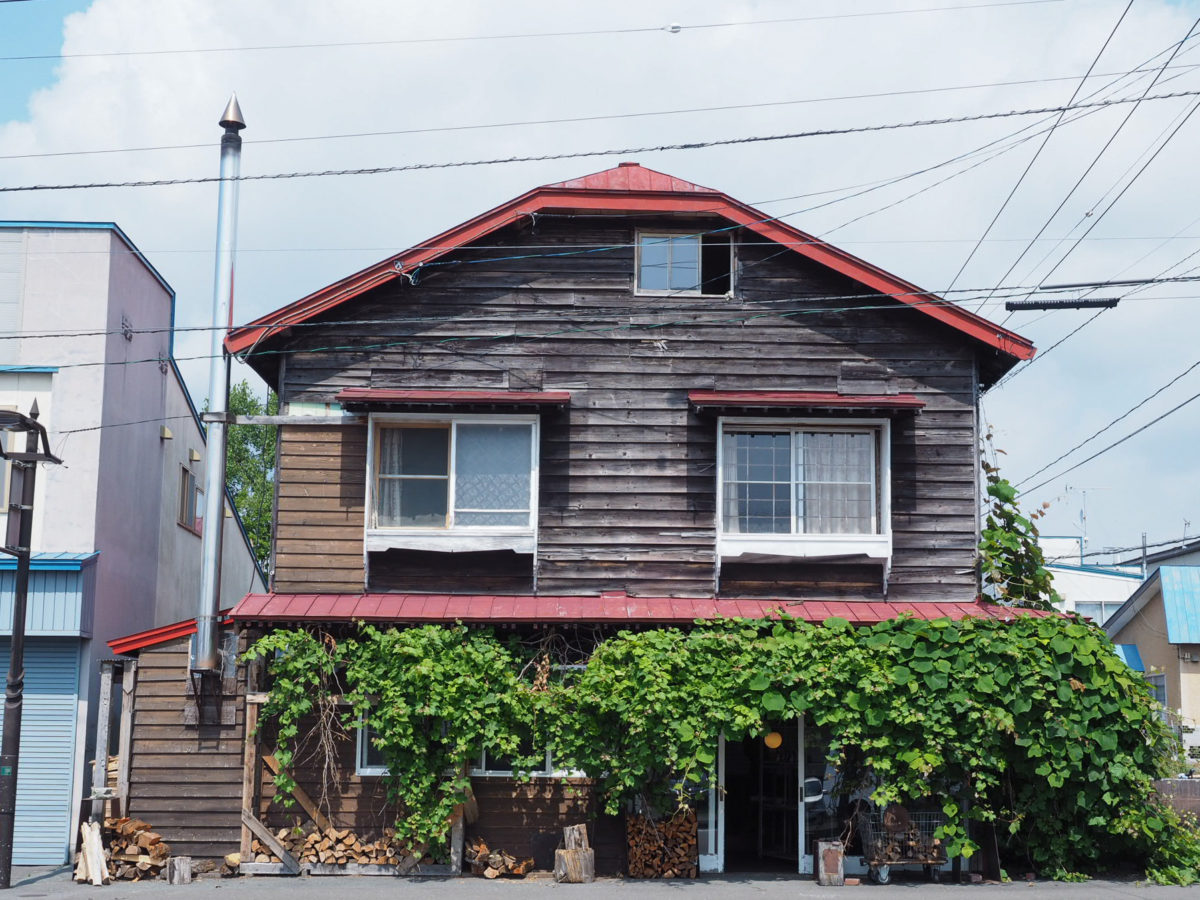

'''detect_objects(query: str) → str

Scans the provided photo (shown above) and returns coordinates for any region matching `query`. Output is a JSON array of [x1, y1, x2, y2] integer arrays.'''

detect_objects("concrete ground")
[[7, 867, 1196, 899]]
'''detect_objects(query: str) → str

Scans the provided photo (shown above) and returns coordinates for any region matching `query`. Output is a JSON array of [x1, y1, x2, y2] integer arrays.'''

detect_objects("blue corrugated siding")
[[0, 569, 84, 635], [0, 639, 80, 865], [1161, 566, 1200, 645]]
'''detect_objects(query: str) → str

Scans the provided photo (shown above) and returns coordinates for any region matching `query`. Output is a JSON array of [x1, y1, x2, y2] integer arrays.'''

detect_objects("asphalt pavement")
[[7, 866, 1197, 899]]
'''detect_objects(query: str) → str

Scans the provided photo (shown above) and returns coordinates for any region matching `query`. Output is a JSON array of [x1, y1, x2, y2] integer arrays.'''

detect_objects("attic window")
[[636, 232, 731, 295]]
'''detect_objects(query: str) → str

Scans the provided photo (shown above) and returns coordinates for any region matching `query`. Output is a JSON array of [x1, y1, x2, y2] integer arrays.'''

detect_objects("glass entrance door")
[[697, 735, 725, 872]]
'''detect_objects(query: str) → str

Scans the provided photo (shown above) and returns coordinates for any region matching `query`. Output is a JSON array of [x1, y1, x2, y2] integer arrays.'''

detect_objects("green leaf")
[[762, 691, 786, 712]]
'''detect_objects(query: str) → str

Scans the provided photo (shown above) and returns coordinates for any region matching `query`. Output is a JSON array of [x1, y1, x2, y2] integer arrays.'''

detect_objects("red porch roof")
[[688, 390, 926, 411], [224, 163, 1034, 366], [108, 609, 233, 655], [230, 591, 1047, 626]]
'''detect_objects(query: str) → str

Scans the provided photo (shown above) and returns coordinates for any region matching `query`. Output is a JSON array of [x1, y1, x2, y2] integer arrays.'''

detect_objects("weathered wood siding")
[[124, 633, 245, 859], [274, 424, 365, 592], [268, 217, 980, 602], [258, 717, 624, 875]]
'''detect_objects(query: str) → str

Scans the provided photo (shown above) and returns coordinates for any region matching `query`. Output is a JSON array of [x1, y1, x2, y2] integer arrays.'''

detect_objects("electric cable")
[[1023, 385, 1200, 494], [0, 0, 1066, 63], [3, 89, 1199, 195], [1016, 354, 1200, 486], [943, 0, 1133, 296], [13, 61, 1200, 164]]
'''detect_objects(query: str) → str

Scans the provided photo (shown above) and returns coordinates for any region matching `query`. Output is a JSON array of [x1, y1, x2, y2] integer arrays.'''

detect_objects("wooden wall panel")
[[273, 424, 366, 592], [268, 216, 983, 602], [124, 634, 245, 860]]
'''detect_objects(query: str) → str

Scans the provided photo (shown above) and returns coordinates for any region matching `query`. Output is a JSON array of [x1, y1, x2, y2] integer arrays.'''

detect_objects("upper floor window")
[[636, 232, 731, 295], [369, 416, 537, 543], [178, 465, 203, 536], [717, 419, 890, 561]]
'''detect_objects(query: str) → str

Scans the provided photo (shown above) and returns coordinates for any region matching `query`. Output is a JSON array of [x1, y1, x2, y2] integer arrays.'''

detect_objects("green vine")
[[247, 615, 1199, 882]]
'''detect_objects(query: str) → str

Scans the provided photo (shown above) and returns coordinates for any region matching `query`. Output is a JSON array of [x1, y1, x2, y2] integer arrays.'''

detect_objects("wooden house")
[[110, 163, 1035, 875]]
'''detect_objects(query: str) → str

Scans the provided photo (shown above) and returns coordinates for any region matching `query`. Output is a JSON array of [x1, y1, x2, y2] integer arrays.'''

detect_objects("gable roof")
[[224, 163, 1034, 372], [1105, 565, 1200, 644]]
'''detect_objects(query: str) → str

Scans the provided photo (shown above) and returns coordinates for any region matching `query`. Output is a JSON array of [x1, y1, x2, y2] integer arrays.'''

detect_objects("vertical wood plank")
[[90, 661, 114, 822], [240, 700, 260, 859], [115, 660, 136, 817]]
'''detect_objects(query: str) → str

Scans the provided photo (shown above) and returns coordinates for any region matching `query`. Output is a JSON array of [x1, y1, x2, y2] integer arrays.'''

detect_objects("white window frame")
[[634, 230, 733, 296], [356, 720, 388, 776], [715, 416, 892, 562], [365, 413, 539, 555], [470, 746, 583, 779]]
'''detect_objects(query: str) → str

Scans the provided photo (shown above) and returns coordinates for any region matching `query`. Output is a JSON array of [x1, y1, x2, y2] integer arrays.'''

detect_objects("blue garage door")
[[0, 639, 80, 865]]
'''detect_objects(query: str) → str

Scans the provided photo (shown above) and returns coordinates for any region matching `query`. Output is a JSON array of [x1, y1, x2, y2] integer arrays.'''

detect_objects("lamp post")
[[0, 402, 62, 889]]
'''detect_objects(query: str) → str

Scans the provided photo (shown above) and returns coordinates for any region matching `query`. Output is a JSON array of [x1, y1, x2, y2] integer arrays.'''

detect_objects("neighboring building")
[[0, 223, 264, 864], [1105, 566, 1200, 755], [1041, 535, 1141, 625], [1117, 536, 1200, 576], [111, 164, 1036, 874]]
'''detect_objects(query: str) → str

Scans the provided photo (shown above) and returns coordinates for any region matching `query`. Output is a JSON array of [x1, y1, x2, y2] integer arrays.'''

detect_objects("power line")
[[1017, 354, 1200, 486], [0, 0, 1064, 63], [988, 307, 1109, 390], [943, 0, 1134, 296], [4, 89, 1199, 196], [1024, 386, 1200, 494], [981, 21, 1200, 315], [14, 61, 1200, 164]]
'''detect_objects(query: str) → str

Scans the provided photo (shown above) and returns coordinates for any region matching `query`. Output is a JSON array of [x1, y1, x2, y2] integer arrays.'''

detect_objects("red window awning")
[[336, 388, 570, 408], [688, 390, 925, 412]]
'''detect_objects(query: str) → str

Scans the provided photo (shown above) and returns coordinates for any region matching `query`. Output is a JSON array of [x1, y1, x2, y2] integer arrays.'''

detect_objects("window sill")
[[718, 533, 891, 562], [177, 522, 202, 538], [366, 529, 535, 554]]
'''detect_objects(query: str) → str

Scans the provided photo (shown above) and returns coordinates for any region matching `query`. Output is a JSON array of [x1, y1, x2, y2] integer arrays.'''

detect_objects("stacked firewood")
[[251, 826, 425, 867], [626, 808, 698, 879], [466, 837, 534, 878], [100, 817, 171, 881]]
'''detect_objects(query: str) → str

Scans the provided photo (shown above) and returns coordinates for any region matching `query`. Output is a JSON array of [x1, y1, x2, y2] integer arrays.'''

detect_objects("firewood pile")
[[626, 808, 698, 879], [857, 805, 947, 866], [466, 837, 534, 878], [251, 826, 427, 868], [74, 817, 171, 884]]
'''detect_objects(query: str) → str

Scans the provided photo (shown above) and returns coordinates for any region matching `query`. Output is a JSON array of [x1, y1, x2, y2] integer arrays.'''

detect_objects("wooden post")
[[449, 810, 464, 875], [90, 661, 115, 822], [554, 824, 594, 883], [240, 699, 260, 860], [166, 856, 193, 885], [817, 839, 845, 886], [115, 660, 136, 817], [240, 810, 300, 875]]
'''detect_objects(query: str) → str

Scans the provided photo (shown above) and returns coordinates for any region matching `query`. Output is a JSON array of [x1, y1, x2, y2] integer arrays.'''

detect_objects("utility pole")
[[0, 404, 62, 889], [195, 95, 245, 672]]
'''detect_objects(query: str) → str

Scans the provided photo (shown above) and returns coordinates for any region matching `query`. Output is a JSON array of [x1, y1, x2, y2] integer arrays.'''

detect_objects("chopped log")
[[564, 823, 590, 850], [554, 849, 595, 883], [166, 857, 193, 885], [224, 852, 242, 868]]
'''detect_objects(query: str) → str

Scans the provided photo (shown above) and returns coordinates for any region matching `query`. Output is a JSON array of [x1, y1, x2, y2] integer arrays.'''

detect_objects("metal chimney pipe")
[[195, 94, 245, 671]]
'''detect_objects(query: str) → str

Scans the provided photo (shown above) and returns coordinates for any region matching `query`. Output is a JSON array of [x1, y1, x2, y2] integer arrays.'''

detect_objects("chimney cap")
[[219, 93, 246, 131]]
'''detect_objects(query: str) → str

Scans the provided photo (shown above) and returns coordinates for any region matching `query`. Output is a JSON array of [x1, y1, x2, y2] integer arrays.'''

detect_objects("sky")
[[1, 0, 1199, 563]]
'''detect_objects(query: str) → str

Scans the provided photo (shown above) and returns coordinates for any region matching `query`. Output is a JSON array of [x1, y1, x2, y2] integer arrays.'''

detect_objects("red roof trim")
[[231, 592, 1049, 626], [336, 388, 571, 406], [108, 609, 234, 655], [224, 164, 1034, 362], [688, 390, 926, 410]]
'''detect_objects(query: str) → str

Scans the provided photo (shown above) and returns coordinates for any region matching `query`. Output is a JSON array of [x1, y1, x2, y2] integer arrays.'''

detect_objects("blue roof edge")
[[0, 551, 100, 571]]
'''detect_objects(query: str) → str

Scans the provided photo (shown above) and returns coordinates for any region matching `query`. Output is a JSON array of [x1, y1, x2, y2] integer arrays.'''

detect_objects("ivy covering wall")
[[247, 614, 1200, 883]]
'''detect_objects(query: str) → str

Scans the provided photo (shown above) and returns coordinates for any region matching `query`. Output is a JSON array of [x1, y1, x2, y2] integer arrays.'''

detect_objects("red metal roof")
[[108, 610, 233, 655], [688, 390, 926, 411], [336, 388, 571, 407], [230, 591, 1048, 626], [224, 163, 1034, 365]]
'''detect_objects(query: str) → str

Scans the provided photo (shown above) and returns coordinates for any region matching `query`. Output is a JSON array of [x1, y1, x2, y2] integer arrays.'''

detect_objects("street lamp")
[[0, 401, 62, 889]]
